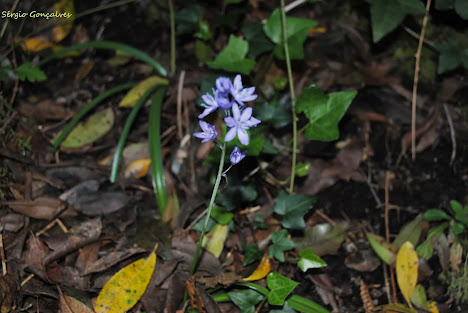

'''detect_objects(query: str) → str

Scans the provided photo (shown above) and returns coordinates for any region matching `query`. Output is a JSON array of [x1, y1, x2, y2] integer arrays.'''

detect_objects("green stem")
[[168, 0, 176, 73], [280, 0, 297, 194], [110, 84, 160, 182], [189, 142, 227, 276], [149, 87, 169, 214], [50, 83, 135, 152]]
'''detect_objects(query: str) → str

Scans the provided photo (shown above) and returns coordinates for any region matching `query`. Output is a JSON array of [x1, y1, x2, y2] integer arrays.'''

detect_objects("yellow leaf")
[[243, 254, 270, 281], [202, 224, 228, 258], [396, 241, 418, 307], [119, 76, 169, 108], [19, 37, 54, 52], [428, 301, 439, 313], [124, 159, 151, 179], [95, 245, 158, 313], [52, 0, 75, 42]]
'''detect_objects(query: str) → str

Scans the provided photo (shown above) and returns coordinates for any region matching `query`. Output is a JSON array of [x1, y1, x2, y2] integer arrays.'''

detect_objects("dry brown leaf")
[[0, 274, 17, 313], [71, 191, 129, 216], [5, 197, 63, 219], [59, 289, 94, 313], [74, 60, 95, 82], [83, 246, 146, 275], [24, 235, 50, 281]]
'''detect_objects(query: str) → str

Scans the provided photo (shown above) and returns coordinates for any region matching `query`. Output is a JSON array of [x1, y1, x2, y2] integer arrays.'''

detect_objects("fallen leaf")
[[56, 108, 115, 149], [119, 76, 168, 108], [5, 197, 64, 219], [95, 246, 157, 313], [396, 241, 418, 307], [202, 224, 229, 258], [366, 232, 398, 265], [83, 245, 146, 275], [43, 218, 102, 265], [71, 191, 129, 216], [59, 292, 94, 313], [124, 159, 151, 178], [296, 223, 348, 256], [198, 272, 241, 288], [450, 241, 463, 272], [244, 254, 271, 281], [74, 60, 95, 82], [24, 235, 50, 281], [186, 276, 207, 313]]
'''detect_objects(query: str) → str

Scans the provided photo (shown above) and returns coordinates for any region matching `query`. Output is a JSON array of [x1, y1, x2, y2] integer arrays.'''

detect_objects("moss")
[[447, 259, 468, 304]]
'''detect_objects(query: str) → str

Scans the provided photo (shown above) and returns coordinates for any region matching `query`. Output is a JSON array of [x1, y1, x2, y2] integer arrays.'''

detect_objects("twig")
[[0, 0, 19, 39], [21, 273, 34, 287], [177, 70, 186, 141], [384, 171, 398, 302], [35, 218, 68, 237], [442, 103, 456, 164], [0, 111, 17, 136], [0, 231, 6, 275], [411, 0, 432, 160], [315, 210, 336, 226], [383, 265, 392, 304], [402, 26, 435, 48]]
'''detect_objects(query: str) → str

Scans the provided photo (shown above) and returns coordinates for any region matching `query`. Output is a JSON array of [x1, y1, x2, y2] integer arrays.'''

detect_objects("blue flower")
[[230, 146, 247, 165], [198, 93, 220, 118], [231, 74, 257, 106], [194, 120, 217, 143], [224, 103, 261, 145], [216, 77, 232, 96]]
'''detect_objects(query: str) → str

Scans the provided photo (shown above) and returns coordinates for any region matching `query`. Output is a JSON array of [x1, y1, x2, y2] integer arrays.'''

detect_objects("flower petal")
[[224, 116, 236, 128], [238, 128, 249, 145], [231, 103, 241, 120], [225, 127, 237, 142], [240, 107, 253, 122]]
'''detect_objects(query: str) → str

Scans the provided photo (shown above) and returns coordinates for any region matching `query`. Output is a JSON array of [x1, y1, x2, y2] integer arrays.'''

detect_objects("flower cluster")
[[194, 74, 260, 165]]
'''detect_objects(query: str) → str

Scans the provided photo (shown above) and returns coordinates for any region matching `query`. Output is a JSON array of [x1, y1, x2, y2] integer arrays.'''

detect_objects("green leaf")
[[207, 35, 256, 74], [436, 39, 468, 74], [269, 229, 297, 262], [296, 85, 356, 141], [298, 247, 327, 272], [274, 190, 316, 229], [195, 39, 212, 64], [243, 22, 275, 59], [452, 200, 468, 227], [255, 96, 291, 129], [366, 232, 398, 265], [243, 244, 264, 266], [174, 4, 205, 35], [211, 206, 234, 225], [453, 222, 465, 235], [455, 0, 468, 19], [368, 0, 426, 42], [295, 222, 348, 256], [228, 289, 263, 313], [266, 272, 299, 306], [416, 222, 449, 259], [16, 62, 47, 82], [410, 284, 429, 309], [253, 216, 267, 230], [295, 162, 311, 177], [424, 209, 451, 221], [263, 9, 317, 60], [271, 302, 296, 313], [393, 214, 424, 247]]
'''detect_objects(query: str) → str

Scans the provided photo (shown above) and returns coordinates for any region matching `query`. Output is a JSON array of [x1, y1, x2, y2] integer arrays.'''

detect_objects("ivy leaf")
[[298, 247, 327, 272], [174, 4, 205, 35], [436, 39, 468, 74], [255, 96, 291, 129], [207, 35, 256, 74], [451, 200, 468, 227], [228, 289, 263, 313], [243, 22, 275, 59], [296, 85, 356, 141], [273, 190, 316, 229], [266, 272, 299, 306], [269, 229, 296, 262], [16, 63, 47, 82], [211, 206, 234, 225], [243, 244, 264, 266], [367, 0, 426, 42], [263, 9, 317, 59]]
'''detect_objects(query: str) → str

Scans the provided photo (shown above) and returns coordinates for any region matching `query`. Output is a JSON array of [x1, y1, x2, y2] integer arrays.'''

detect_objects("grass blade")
[[149, 86, 168, 214], [39, 41, 167, 77], [110, 84, 160, 182]]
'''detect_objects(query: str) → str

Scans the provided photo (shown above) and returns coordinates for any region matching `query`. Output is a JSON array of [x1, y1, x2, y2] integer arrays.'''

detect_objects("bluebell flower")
[[231, 74, 257, 106], [224, 103, 261, 145], [217, 94, 232, 110], [198, 94, 219, 119], [230, 146, 247, 165], [194, 120, 217, 143], [216, 77, 232, 96]]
